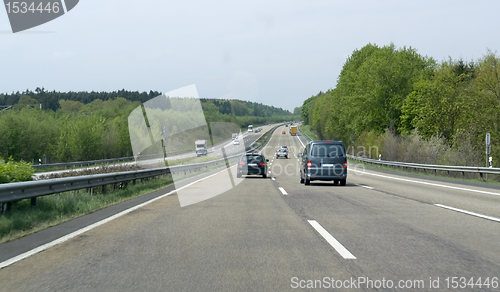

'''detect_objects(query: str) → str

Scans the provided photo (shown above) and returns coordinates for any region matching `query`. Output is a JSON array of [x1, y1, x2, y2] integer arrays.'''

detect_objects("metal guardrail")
[[298, 125, 500, 178], [0, 125, 279, 211], [347, 155, 500, 176], [32, 151, 189, 170]]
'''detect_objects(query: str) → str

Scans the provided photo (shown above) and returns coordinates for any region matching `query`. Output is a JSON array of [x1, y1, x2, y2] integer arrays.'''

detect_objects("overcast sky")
[[1, 0, 499, 111]]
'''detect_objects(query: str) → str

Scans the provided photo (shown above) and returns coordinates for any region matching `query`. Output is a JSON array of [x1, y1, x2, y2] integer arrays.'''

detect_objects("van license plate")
[[322, 164, 334, 167], [248, 163, 257, 166]]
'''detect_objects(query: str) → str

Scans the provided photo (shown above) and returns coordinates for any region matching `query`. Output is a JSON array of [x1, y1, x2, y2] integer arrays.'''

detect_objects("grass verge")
[[299, 124, 319, 140], [0, 176, 173, 244]]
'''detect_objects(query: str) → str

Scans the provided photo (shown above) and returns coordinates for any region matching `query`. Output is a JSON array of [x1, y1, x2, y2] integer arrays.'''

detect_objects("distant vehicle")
[[255, 129, 260, 133], [195, 139, 208, 157], [233, 139, 240, 145], [248, 125, 253, 132], [282, 131, 286, 134], [276, 148, 288, 159], [237, 153, 269, 178], [232, 133, 238, 140], [285, 124, 288, 127], [299, 141, 347, 186], [281, 145, 288, 150], [290, 126, 297, 136]]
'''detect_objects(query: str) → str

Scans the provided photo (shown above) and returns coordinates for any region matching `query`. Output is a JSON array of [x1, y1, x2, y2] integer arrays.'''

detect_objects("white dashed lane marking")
[[308, 220, 356, 259]]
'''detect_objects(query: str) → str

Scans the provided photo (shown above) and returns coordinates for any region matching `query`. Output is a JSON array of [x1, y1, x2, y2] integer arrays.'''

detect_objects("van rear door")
[[309, 143, 346, 176]]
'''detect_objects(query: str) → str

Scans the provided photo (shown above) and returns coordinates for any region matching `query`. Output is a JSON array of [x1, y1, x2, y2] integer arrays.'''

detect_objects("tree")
[[400, 59, 474, 141], [13, 94, 38, 110]]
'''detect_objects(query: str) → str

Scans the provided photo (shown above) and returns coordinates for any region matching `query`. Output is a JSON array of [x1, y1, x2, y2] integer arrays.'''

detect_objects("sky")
[[1, 0, 499, 112]]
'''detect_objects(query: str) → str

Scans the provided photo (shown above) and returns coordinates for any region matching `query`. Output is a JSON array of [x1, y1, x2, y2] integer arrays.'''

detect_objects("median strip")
[[307, 220, 356, 259]]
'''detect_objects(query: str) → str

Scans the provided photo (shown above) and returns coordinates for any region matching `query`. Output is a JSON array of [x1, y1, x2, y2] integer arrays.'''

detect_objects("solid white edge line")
[[0, 165, 236, 270], [434, 204, 500, 223], [348, 168, 500, 197], [308, 220, 356, 259], [296, 135, 305, 147], [278, 187, 288, 195]]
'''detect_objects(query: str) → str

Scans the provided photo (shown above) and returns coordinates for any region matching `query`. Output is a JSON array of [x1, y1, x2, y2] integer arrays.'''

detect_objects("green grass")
[[0, 176, 173, 243], [299, 124, 319, 140], [348, 158, 500, 186]]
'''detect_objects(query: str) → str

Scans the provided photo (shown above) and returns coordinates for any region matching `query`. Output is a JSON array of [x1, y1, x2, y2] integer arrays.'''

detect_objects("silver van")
[[299, 141, 347, 186]]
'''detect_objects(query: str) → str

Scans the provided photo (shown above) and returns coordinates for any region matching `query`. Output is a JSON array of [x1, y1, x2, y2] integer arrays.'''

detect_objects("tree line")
[[0, 91, 298, 164], [302, 43, 500, 166]]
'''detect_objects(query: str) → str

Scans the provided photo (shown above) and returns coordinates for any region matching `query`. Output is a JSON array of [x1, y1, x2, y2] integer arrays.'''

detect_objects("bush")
[[0, 157, 34, 184]]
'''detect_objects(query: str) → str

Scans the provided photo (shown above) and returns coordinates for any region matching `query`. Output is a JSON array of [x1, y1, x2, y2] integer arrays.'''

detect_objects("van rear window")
[[311, 144, 344, 157]]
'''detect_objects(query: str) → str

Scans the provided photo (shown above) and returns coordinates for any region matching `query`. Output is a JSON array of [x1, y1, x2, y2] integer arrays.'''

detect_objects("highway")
[[1, 125, 500, 291], [33, 124, 274, 179]]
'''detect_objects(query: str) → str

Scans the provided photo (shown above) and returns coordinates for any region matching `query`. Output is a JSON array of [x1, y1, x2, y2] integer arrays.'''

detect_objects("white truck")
[[195, 140, 208, 157]]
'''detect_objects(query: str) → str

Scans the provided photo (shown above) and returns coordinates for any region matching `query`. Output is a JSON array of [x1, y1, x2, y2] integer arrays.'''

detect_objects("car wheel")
[[333, 180, 339, 185], [262, 173, 267, 178], [305, 177, 310, 185], [339, 179, 346, 186]]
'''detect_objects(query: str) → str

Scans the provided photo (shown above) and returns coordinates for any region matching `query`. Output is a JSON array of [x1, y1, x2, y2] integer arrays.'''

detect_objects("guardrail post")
[[479, 172, 484, 181], [1, 202, 12, 215], [31, 197, 36, 207]]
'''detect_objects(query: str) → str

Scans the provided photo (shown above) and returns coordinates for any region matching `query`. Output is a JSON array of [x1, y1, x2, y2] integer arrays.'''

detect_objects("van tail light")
[[239, 162, 245, 166], [307, 161, 312, 168], [343, 161, 347, 168], [259, 162, 265, 166]]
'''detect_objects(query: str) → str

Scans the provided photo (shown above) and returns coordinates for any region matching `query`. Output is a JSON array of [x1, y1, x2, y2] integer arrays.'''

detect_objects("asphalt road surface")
[[1, 125, 500, 291]]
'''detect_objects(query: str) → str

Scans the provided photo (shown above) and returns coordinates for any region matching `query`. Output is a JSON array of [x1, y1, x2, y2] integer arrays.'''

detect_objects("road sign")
[[486, 132, 491, 145]]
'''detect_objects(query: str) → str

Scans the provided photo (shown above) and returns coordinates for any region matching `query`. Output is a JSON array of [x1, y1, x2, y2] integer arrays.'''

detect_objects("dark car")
[[237, 153, 269, 178], [276, 148, 288, 159], [299, 141, 347, 186]]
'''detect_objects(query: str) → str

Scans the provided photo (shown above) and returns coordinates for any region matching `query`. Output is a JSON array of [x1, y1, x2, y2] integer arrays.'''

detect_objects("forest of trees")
[[0, 90, 297, 164], [302, 43, 500, 167]]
